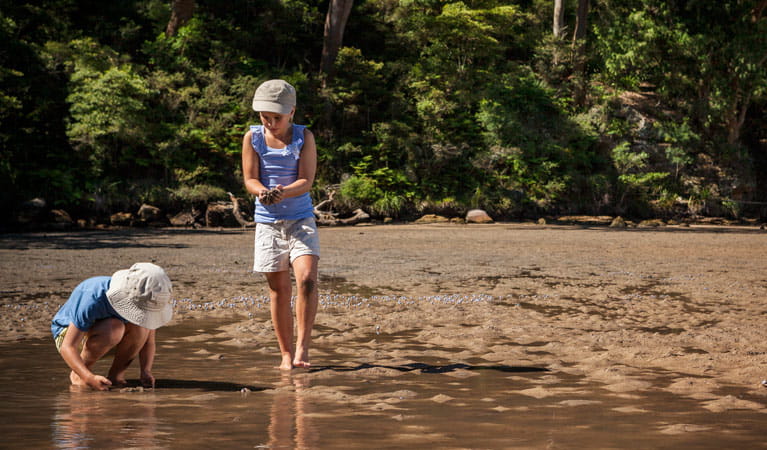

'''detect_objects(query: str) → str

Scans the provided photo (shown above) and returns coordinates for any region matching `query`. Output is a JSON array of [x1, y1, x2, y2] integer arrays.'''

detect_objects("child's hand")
[[272, 185, 284, 203], [259, 186, 284, 205], [87, 374, 112, 391], [140, 371, 156, 389]]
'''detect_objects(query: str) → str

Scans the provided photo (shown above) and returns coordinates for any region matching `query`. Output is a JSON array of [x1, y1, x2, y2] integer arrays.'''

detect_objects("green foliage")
[[611, 141, 647, 174], [169, 184, 227, 206], [593, 0, 767, 147], [664, 146, 693, 179], [2, 0, 766, 223], [611, 141, 671, 214], [475, 70, 600, 211], [594, 7, 694, 91], [337, 154, 414, 216], [399, 1, 528, 144], [64, 40, 156, 176], [324, 47, 388, 134], [339, 174, 380, 205]]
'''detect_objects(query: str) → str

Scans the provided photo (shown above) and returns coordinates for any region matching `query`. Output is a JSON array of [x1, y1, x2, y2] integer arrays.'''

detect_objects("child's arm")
[[279, 129, 317, 199], [139, 329, 156, 388], [59, 323, 112, 391], [242, 131, 269, 197]]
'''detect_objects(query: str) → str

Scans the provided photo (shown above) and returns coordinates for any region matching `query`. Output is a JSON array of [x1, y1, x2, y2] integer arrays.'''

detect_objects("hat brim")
[[252, 100, 294, 115], [108, 290, 173, 330]]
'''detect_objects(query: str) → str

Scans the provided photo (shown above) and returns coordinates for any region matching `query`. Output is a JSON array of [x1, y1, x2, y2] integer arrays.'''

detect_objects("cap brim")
[[252, 100, 293, 114]]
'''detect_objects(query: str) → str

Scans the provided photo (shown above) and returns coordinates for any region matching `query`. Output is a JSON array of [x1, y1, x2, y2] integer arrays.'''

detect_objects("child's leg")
[[72, 318, 126, 385], [292, 255, 319, 368], [107, 323, 150, 385], [265, 270, 295, 370]]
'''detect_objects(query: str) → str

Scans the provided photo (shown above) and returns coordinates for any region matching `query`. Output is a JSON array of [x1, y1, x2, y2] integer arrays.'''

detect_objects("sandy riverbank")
[[1, 223, 766, 411]]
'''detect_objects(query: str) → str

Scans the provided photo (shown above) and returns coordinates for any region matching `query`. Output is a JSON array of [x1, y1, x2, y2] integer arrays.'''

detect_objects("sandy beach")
[[1, 222, 766, 447]]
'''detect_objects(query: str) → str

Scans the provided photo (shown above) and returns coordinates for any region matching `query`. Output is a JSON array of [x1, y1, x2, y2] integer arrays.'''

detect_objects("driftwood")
[[313, 189, 370, 226], [313, 190, 338, 225], [227, 192, 256, 227], [228, 189, 370, 227]]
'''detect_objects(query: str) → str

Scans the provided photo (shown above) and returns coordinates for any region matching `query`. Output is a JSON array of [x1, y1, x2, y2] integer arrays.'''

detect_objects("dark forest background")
[[2, 0, 766, 225]]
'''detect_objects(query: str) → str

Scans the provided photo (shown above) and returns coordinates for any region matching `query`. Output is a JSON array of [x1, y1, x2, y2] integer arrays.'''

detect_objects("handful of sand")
[[260, 188, 281, 205]]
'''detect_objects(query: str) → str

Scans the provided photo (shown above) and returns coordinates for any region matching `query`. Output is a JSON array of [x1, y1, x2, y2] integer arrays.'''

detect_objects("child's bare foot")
[[70, 371, 86, 386], [293, 360, 311, 369], [278, 354, 294, 370], [293, 347, 311, 369]]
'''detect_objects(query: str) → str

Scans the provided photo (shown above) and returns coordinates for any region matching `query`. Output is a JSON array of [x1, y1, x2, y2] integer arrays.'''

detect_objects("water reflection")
[[52, 387, 162, 449], [49, 375, 320, 449], [268, 373, 319, 449]]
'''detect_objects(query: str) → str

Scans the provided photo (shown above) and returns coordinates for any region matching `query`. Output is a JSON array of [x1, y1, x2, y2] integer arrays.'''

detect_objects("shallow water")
[[1, 318, 765, 449]]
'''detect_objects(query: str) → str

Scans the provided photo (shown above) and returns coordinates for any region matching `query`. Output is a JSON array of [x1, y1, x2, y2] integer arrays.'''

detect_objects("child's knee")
[[297, 277, 317, 296], [86, 318, 125, 349], [124, 323, 150, 341], [105, 320, 127, 346]]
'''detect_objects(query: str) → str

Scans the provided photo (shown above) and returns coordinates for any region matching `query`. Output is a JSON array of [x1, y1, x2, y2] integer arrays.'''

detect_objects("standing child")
[[241, 79, 320, 370], [51, 262, 173, 390]]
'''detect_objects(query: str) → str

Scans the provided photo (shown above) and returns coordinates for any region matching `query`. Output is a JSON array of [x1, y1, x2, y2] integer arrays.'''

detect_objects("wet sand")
[[1, 223, 766, 447]]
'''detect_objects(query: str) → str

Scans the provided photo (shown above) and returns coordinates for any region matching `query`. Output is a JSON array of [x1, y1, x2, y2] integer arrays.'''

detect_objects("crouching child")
[[51, 263, 173, 391]]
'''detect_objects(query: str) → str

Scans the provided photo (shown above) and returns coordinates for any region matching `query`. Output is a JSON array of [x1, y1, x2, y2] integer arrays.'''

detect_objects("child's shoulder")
[[299, 125, 314, 144], [244, 125, 264, 145], [294, 124, 313, 138]]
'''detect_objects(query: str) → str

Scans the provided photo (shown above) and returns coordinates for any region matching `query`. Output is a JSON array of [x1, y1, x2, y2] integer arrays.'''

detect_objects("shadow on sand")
[[0, 228, 245, 250], [308, 362, 549, 374], [121, 378, 264, 392]]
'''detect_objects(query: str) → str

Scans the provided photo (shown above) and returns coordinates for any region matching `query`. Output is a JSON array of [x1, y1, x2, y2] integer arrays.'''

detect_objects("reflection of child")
[[51, 263, 173, 390], [241, 79, 320, 370], [53, 390, 160, 448]]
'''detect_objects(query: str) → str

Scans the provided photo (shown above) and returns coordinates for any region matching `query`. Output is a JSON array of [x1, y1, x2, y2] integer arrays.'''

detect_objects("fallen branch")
[[227, 192, 255, 227], [338, 208, 370, 225], [314, 189, 336, 212], [313, 187, 370, 226]]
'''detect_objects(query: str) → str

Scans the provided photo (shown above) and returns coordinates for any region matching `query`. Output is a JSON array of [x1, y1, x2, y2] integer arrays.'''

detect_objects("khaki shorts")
[[55, 325, 118, 356], [253, 217, 320, 272], [54, 327, 85, 353]]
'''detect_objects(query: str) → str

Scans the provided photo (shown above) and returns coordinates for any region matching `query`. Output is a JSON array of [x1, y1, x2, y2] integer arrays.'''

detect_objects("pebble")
[[119, 386, 144, 393]]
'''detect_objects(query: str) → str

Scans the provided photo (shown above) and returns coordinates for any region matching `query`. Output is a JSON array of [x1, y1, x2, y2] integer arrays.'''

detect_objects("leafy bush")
[[169, 184, 227, 207]]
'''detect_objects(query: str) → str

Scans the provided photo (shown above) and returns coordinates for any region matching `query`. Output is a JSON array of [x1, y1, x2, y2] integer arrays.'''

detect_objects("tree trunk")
[[552, 0, 566, 65], [572, 0, 589, 43], [553, 0, 565, 38], [725, 48, 766, 144], [726, 87, 752, 145], [572, 0, 590, 106], [166, 0, 195, 37], [320, 0, 354, 83]]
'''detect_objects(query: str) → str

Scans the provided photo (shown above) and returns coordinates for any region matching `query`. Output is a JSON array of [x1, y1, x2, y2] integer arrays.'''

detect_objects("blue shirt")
[[51, 276, 127, 338], [250, 125, 315, 222]]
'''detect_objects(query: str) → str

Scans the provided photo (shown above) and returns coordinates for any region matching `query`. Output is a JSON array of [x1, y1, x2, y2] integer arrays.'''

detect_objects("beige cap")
[[252, 79, 296, 114], [106, 263, 173, 330]]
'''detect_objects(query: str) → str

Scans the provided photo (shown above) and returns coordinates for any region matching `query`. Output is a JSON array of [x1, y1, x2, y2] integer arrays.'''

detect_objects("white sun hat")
[[106, 263, 173, 330]]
